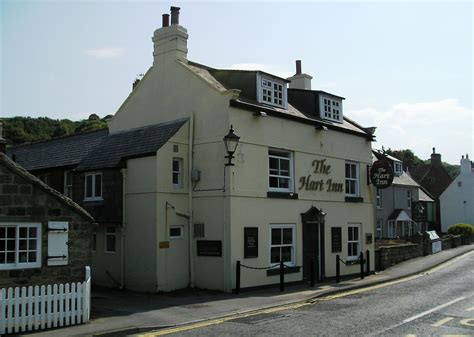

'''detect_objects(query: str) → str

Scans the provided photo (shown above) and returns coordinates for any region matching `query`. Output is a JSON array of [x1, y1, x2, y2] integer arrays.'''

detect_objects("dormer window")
[[320, 95, 343, 123], [257, 74, 287, 109], [394, 162, 403, 175]]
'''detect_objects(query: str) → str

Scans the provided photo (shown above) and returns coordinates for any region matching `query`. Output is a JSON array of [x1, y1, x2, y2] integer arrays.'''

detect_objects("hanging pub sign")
[[370, 160, 394, 189]]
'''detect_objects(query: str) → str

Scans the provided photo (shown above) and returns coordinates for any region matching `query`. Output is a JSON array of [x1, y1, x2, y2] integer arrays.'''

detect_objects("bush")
[[447, 223, 474, 236]]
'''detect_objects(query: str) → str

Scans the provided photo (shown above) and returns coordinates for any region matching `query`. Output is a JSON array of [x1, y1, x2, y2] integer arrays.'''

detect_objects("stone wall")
[[375, 243, 423, 271], [441, 235, 463, 250], [0, 165, 95, 288]]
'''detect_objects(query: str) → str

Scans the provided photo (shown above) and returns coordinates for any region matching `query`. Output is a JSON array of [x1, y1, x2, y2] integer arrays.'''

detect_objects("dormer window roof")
[[257, 73, 288, 109]]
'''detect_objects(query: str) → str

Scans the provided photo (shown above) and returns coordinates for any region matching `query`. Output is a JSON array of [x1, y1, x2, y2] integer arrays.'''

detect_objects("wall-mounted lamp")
[[223, 125, 240, 166]]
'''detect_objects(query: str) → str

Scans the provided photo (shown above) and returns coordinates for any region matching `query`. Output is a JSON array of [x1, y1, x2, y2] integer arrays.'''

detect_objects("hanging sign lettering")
[[370, 160, 394, 189], [299, 159, 344, 193]]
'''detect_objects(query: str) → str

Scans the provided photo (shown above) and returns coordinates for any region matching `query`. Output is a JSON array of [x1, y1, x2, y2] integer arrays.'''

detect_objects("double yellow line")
[[139, 250, 473, 336]]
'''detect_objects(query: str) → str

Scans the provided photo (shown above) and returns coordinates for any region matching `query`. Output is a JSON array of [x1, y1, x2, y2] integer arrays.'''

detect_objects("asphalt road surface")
[[146, 252, 474, 336]]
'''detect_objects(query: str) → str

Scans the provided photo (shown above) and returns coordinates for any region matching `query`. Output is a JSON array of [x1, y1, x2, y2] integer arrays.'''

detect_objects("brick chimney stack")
[[431, 147, 442, 167]]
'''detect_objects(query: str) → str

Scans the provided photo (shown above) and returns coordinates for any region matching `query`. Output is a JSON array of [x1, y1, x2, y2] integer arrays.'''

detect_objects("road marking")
[[405, 334, 417, 337], [403, 297, 466, 323], [432, 317, 454, 327], [467, 306, 474, 312], [459, 318, 474, 327]]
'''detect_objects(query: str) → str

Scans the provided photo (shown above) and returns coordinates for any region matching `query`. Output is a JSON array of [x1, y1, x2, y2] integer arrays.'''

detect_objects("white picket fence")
[[0, 266, 91, 335]]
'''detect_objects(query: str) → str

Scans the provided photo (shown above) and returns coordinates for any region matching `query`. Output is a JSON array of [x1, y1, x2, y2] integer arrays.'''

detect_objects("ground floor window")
[[388, 221, 396, 238], [376, 220, 383, 239], [105, 227, 116, 253], [169, 226, 184, 239], [0, 223, 41, 270], [270, 224, 295, 266], [347, 224, 361, 261]]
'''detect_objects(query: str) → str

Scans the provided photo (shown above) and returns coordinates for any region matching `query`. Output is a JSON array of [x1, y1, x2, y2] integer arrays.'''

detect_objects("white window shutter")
[[47, 221, 69, 266]]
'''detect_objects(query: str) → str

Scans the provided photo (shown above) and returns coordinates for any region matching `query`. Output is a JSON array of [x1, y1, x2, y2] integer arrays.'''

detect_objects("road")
[[141, 252, 474, 336]]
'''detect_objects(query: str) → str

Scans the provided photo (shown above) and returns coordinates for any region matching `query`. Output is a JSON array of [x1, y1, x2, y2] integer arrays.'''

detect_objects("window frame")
[[84, 172, 103, 201], [376, 188, 382, 208], [268, 149, 294, 193], [394, 162, 403, 175], [172, 157, 183, 188], [320, 96, 343, 123], [64, 170, 73, 198], [347, 224, 361, 261], [269, 224, 296, 267], [0, 223, 42, 270], [169, 225, 184, 239], [257, 74, 288, 109], [376, 220, 383, 239], [407, 190, 412, 209], [105, 226, 116, 253], [345, 161, 360, 197]]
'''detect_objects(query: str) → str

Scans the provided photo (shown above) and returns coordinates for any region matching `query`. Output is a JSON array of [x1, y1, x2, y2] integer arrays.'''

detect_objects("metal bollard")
[[236, 260, 241, 295], [366, 250, 370, 277], [360, 251, 364, 280], [310, 258, 315, 287], [280, 261, 284, 292], [336, 255, 340, 283]]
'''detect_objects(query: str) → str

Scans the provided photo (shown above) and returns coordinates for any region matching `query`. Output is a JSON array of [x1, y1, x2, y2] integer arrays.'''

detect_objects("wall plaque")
[[159, 241, 170, 249], [244, 227, 258, 258], [370, 160, 394, 189], [197, 240, 222, 257], [331, 227, 342, 253]]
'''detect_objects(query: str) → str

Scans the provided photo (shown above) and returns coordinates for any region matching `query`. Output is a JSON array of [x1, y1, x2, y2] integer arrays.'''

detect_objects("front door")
[[303, 222, 319, 281]]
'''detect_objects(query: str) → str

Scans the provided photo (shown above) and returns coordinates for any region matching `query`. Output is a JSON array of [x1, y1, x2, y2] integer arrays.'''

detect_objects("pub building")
[[8, 7, 378, 292]]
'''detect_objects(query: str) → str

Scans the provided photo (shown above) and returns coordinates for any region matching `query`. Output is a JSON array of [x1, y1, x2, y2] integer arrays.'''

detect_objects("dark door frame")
[[301, 206, 326, 282]]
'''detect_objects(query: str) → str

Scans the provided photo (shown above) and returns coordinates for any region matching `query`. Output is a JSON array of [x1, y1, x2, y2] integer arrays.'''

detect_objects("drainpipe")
[[188, 113, 195, 288], [120, 168, 127, 289]]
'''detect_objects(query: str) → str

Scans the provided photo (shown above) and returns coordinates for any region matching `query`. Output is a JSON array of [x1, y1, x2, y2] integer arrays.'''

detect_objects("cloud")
[[347, 99, 473, 164], [84, 47, 124, 59], [228, 63, 293, 79]]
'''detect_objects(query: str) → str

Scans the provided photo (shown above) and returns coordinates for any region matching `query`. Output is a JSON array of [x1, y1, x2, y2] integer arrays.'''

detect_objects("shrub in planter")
[[447, 223, 474, 236]]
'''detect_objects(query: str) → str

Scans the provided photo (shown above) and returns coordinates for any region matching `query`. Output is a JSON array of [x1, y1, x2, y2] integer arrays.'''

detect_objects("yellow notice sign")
[[159, 241, 170, 249]]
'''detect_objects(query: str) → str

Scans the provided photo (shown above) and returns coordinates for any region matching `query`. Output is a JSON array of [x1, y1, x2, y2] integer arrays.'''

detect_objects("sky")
[[1, 0, 472, 164]]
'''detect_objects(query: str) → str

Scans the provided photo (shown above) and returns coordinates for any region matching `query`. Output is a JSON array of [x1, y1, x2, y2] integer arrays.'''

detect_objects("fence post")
[[236, 261, 241, 295], [360, 251, 364, 280], [280, 261, 284, 292], [366, 249, 370, 276], [336, 255, 340, 283], [310, 258, 315, 287]]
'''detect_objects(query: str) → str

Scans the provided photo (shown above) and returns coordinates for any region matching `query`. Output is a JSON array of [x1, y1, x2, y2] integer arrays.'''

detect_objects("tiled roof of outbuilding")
[[0, 153, 94, 222], [7, 129, 108, 171], [75, 118, 187, 171]]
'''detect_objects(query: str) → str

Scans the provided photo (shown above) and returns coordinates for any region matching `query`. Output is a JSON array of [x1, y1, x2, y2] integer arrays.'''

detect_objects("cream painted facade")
[[103, 7, 376, 292]]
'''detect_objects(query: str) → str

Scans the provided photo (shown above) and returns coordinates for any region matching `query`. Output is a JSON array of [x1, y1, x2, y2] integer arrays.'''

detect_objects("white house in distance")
[[440, 154, 474, 231]]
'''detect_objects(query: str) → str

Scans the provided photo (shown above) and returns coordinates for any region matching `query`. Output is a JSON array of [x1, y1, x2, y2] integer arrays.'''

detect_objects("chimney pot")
[[296, 60, 302, 75], [170, 6, 180, 25], [162, 14, 170, 27]]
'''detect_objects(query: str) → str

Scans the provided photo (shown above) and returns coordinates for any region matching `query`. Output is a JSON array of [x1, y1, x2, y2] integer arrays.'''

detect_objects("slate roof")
[[7, 129, 108, 171], [418, 187, 434, 202], [387, 209, 412, 221], [392, 172, 419, 187], [182, 60, 374, 140], [0, 153, 94, 222], [75, 118, 187, 171]]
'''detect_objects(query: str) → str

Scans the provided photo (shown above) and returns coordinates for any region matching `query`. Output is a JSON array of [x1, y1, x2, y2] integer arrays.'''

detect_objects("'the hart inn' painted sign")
[[370, 160, 394, 189], [299, 159, 344, 192]]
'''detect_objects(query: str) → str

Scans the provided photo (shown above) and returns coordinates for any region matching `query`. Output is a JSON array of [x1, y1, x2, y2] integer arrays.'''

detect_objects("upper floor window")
[[345, 162, 359, 197], [269, 150, 293, 192], [85, 172, 102, 201], [172, 158, 183, 188], [0, 223, 41, 270], [258, 75, 287, 108], [64, 170, 73, 198], [394, 161, 403, 175], [320, 96, 343, 123], [376, 188, 382, 208]]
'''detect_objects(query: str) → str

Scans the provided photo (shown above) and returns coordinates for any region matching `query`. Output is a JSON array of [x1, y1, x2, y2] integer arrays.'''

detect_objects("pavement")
[[23, 244, 474, 337]]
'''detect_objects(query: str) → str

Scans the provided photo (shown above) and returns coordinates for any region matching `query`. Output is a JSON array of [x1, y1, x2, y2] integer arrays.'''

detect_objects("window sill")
[[267, 266, 300, 276], [346, 259, 361, 265], [84, 197, 104, 202], [267, 192, 298, 199], [345, 196, 363, 203], [1, 264, 41, 271]]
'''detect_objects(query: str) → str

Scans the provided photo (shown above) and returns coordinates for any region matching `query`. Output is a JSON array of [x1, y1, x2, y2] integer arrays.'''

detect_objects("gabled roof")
[[392, 172, 419, 187], [418, 187, 434, 202], [0, 153, 94, 222], [388, 209, 412, 222], [7, 129, 108, 171], [75, 118, 188, 171], [182, 60, 374, 140]]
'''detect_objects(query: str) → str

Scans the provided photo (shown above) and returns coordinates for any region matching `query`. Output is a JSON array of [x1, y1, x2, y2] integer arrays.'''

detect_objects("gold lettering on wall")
[[299, 159, 344, 193]]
